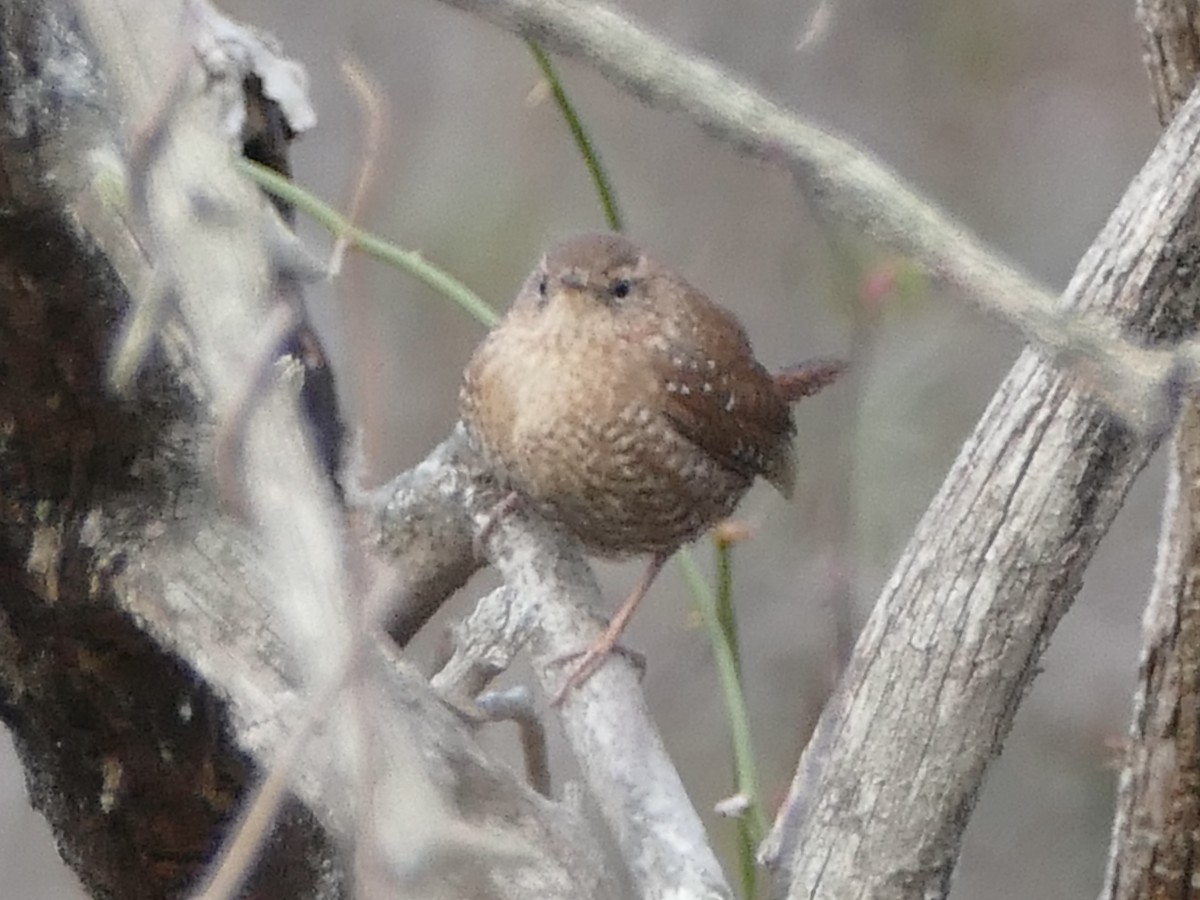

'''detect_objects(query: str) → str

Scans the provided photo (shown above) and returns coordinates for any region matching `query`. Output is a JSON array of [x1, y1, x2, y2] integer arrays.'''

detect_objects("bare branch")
[[1100, 4, 1200, 899], [348, 430, 481, 647], [364, 427, 735, 899], [759, 60, 1200, 900], [1137, 0, 1200, 123]]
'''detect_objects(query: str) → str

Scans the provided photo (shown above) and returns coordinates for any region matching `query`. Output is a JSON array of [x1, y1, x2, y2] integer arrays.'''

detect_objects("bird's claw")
[[549, 640, 646, 706], [473, 490, 524, 560]]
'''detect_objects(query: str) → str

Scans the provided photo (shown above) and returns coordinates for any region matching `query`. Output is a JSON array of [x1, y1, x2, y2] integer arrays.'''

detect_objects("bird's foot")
[[473, 490, 524, 560], [550, 639, 645, 706]]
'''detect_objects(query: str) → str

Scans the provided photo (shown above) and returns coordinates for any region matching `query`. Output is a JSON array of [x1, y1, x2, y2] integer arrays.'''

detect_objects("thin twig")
[[329, 55, 387, 276]]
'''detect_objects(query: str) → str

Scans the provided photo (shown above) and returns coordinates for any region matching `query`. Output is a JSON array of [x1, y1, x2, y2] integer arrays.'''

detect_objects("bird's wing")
[[648, 289, 796, 496]]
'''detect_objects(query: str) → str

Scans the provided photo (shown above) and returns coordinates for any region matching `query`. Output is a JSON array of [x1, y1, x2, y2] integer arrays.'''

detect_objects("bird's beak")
[[560, 269, 588, 290]]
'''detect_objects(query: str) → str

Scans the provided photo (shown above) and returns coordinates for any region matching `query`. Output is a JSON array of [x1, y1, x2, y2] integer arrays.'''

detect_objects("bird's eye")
[[610, 279, 632, 300], [537, 275, 549, 297]]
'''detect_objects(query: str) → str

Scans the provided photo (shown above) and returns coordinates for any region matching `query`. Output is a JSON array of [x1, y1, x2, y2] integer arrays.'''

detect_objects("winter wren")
[[461, 233, 843, 700]]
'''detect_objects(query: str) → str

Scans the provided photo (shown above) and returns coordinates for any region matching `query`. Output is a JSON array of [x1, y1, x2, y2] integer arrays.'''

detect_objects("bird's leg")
[[551, 551, 670, 706]]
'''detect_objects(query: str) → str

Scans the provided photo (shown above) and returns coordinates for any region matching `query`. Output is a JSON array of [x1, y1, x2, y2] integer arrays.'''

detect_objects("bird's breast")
[[463, 323, 752, 555]]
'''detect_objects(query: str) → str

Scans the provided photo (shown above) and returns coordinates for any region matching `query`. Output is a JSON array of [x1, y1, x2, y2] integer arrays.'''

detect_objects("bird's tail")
[[772, 359, 848, 403]]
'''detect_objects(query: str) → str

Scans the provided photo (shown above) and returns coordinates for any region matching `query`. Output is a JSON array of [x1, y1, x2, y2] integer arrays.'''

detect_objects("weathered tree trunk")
[[0, 2, 611, 898], [0, 2, 342, 896]]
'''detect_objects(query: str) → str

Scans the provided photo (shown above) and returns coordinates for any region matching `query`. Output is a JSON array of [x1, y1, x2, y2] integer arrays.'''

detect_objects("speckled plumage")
[[460, 233, 799, 557]]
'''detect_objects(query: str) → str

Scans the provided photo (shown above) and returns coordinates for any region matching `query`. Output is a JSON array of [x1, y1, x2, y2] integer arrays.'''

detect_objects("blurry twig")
[[193, 656, 356, 900], [213, 302, 300, 519], [106, 59, 193, 395], [330, 55, 387, 275], [796, 0, 836, 50]]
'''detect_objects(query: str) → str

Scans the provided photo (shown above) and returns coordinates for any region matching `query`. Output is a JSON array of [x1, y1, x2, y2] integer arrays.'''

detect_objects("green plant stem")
[[677, 547, 767, 898], [714, 537, 753, 897], [715, 538, 741, 674], [527, 41, 624, 233], [237, 159, 499, 327]]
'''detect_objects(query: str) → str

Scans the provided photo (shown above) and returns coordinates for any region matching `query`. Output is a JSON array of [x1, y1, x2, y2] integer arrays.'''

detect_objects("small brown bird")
[[461, 233, 843, 701]]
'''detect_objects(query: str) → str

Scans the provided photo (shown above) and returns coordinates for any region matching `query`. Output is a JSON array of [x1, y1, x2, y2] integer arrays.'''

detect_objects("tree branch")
[[1100, 3, 1200, 898], [360, 428, 735, 899], [760, 56, 1200, 900]]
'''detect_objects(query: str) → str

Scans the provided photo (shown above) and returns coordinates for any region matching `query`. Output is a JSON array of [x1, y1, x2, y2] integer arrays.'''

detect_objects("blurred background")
[[1, 0, 1163, 896]]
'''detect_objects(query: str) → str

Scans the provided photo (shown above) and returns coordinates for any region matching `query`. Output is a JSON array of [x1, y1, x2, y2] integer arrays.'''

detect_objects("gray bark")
[[0, 1, 612, 898], [1099, 3, 1200, 899]]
